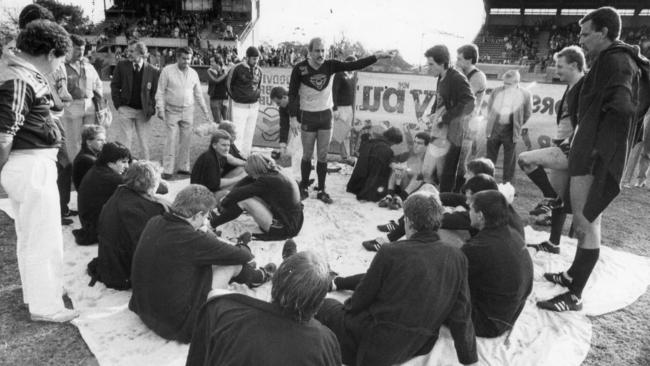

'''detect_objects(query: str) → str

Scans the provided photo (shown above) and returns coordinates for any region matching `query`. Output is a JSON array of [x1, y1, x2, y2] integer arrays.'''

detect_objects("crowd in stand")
[[101, 9, 237, 42], [548, 23, 580, 55], [257, 44, 307, 67], [478, 21, 650, 70], [503, 26, 537, 62], [622, 26, 650, 46]]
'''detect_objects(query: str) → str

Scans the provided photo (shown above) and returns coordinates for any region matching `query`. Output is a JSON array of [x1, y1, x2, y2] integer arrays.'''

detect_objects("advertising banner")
[[252, 67, 566, 153]]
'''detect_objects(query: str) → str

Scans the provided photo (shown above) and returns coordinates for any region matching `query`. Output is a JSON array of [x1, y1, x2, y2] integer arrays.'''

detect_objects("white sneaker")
[[31, 308, 79, 323]]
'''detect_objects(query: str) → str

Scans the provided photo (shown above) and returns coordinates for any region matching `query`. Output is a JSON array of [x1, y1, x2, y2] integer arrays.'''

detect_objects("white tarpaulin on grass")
[[0, 172, 648, 366]]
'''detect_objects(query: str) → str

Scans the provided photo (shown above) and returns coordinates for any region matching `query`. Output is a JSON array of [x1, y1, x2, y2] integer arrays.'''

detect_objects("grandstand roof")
[[485, 0, 650, 11]]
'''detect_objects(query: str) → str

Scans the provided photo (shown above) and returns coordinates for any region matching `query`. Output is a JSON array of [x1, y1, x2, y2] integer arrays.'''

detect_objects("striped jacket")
[[0, 52, 61, 149]]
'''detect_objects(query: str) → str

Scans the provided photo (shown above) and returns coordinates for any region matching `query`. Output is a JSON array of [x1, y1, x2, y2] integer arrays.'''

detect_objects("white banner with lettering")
[[252, 67, 566, 153]]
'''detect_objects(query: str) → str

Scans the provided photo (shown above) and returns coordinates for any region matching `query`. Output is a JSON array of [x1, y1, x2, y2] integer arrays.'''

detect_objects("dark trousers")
[[57, 162, 72, 215], [439, 144, 462, 193], [486, 136, 517, 183], [210, 99, 227, 123], [315, 299, 369, 366]]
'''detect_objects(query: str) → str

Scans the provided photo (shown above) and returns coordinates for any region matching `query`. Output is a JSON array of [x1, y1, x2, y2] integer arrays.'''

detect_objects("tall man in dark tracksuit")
[[227, 46, 262, 157], [424, 45, 475, 193], [538, 7, 650, 312], [288, 37, 393, 203]]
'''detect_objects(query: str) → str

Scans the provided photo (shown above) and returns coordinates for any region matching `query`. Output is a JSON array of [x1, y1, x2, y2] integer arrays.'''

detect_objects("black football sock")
[[300, 159, 312, 188], [230, 264, 263, 286], [548, 208, 567, 245], [210, 204, 243, 228], [527, 166, 557, 198], [316, 161, 327, 191], [568, 248, 600, 298]]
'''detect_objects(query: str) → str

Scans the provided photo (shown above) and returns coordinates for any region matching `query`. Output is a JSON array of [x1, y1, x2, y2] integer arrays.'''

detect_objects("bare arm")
[[207, 68, 228, 83], [220, 173, 246, 188], [225, 153, 246, 167]]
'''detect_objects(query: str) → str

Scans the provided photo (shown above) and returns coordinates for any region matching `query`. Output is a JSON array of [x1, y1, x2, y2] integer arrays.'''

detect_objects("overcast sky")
[[1, 0, 486, 64]]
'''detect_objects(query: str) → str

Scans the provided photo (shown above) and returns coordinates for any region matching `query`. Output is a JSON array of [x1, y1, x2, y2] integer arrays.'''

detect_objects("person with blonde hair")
[[190, 129, 247, 195], [485, 69, 532, 183], [88, 161, 169, 290], [211, 153, 304, 240], [217, 121, 247, 172], [518, 45, 585, 254]]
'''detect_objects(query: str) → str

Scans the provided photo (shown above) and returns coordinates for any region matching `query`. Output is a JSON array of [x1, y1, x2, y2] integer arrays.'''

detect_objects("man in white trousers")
[[0, 20, 78, 322], [226, 46, 262, 157], [156, 47, 213, 179]]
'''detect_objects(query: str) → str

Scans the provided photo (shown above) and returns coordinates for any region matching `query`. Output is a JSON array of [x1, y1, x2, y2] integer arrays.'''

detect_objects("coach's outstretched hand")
[[374, 50, 396, 59]]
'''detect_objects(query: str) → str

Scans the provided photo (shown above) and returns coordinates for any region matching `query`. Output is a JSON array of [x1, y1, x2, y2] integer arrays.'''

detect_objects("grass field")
[[0, 117, 648, 365]]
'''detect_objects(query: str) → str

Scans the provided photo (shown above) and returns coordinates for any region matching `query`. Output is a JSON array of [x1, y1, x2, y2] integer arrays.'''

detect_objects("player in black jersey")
[[288, 37, 393, 203]]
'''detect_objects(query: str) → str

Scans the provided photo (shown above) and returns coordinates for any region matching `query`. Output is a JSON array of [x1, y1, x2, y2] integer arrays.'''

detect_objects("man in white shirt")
[[62, 34, 103, 159], [155, 47, 212, 179]]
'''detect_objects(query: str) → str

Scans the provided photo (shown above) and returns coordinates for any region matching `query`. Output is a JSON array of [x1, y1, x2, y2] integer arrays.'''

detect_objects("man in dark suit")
[[111, 40, 159, 160]]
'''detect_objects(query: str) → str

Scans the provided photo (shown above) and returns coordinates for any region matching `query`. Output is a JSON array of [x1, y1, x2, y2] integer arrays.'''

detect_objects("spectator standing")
[[62, 35, 103, 159], [155, 47, 212, 179], [207, 55, 229, 123], [226, 46, 262, 157], [111, 40, 160, 160]]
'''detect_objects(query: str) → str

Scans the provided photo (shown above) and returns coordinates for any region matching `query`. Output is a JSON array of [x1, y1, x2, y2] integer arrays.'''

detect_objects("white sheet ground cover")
[[1, 172, 648, 366]]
